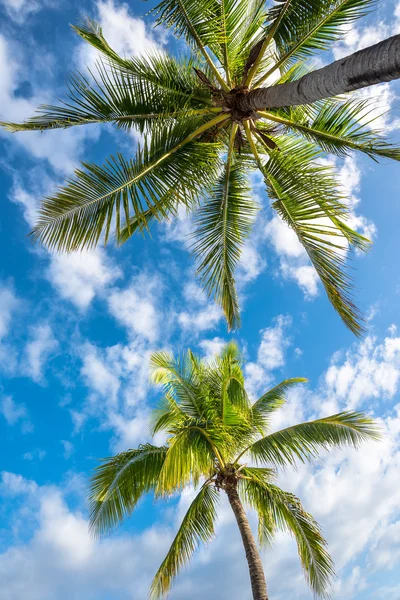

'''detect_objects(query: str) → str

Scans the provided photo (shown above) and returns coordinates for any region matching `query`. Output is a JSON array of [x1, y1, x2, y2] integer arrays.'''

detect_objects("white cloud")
[[324, 334, 400, 410], [177, 278, 222, 334], [256, 314, 292, 371], [0, 476, 170, 600], [60, 441, 74, 460], [77, 338, 152, 449], [198, 337, 226, 361], [80, 342, 121, 404], [264, 155, 376, 299], [178, 303, 222, 333], [23, 449, 46, 461], [265, 214, 304, 259], [264, 214, 320, 299], [107, 273, 159, 342], [0, 34, 100, 173], [0, 0, 51, 23], [237, 239, 266, 287], [0, 283, 19, 340], [245, 315, 292, 397], [0, 471, 38, 496], [78, 0, 164, 70], [23, 323, 58, 384], [47, 248, 121, 310], [162, 204, 194, 247], [0, 396, 32, 433], [332, 9, 400, 133]]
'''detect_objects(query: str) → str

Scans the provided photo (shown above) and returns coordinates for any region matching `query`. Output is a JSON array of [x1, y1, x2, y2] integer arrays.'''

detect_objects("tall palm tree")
[[2, 1, 400, 335], [89, 342, 380, 600]]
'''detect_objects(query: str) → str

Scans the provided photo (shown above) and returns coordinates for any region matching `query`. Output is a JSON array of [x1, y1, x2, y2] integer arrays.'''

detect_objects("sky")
[[0, 0, 400, 598]]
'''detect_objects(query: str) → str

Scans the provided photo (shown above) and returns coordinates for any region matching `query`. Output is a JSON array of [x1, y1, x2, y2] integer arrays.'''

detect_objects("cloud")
[[0, 396, 33, 433], [47, 248, 121, 310], [0, 471, 38, 496], [23, 449, 46, 461], [107, 273, 160, 342], [245, 314, 293, 398], [198, 337, 227, 361], [77, 0, 164, 70], [0, 475, 170, 600], [80, 342, 121, 405], [60, 441, 74, 460], [0, 282, 20, 340], [0, 33, 100, 174], [332, 8, 400, 133], [264, 214, 320, 299], [324, 334, 400, 410], [77, 337, 153, 449], [264, 155, 376, 299], [23, 323, 58, 384], [177, 281, 222, 334], [0, 0, 52, 23]]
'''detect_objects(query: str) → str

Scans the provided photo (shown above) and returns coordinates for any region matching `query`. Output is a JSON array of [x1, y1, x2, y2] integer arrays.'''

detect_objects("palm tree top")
[[89, 342, 380, 599], [2, 0, 400, 336]]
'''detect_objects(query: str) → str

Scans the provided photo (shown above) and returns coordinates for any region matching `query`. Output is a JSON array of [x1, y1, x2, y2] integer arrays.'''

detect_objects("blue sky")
[[1, 0, 400, 598]]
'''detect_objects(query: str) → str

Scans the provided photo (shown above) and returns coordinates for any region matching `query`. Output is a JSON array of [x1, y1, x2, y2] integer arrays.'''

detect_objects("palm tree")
[[89, 342, 380, 600], [2, 1, 400, 335]]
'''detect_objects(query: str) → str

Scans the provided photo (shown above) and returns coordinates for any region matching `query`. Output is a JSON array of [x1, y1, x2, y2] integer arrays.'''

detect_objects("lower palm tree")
[[2, 1, 400, 336], [89, 343, 380, 600]]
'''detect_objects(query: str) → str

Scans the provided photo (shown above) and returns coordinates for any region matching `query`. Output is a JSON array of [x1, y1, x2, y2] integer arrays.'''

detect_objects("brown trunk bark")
[[237, 34, 400, 111], [225, 484, 268, 600]]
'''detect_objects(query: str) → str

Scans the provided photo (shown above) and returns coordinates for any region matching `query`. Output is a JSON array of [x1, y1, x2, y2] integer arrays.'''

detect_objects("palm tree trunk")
[[238, 34, 400, 111], [225, 484, 268, 600]]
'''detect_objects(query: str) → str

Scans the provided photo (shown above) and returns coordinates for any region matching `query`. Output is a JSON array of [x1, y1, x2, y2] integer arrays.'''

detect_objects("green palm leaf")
[[243, 477, 335, 598], [248, 411, 381, 467], [258, 0, 377, 83], [192, 131, 258, 330], [150, 482, 219, 599], [31, 117, 225, 251], [88, 444, 167, 536], [260, 98, 400, 161], [152, 0, 229, 89], [260, 136, 371, 335], [157, 428, 217, 494], [1, 61, 218, 133], [251, 378, 308, 430]]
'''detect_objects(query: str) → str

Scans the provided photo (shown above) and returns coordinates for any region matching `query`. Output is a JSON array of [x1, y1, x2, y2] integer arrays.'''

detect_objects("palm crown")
[[2, 0, 400, 336], [89, 342, 380, 599]]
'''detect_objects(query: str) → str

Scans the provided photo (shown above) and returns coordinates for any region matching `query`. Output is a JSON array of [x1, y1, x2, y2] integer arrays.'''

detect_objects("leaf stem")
[[245, 0, 294, 87], [34, 113, 230, 225], [176, 0, 230, 91]]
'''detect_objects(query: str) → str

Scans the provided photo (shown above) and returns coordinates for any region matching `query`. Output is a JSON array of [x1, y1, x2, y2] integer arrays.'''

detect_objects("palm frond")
[[251, 378, 308, 432], [260, 98, 400, 161], [157, 427, 221, 494], [260, 136, 371, 335], [239, 468, 277, 547], [248, 411, 381, 467], [244, 479, 335, 598], [0, 62, 219, 134], [150, 482, 219, 599], [257, 0, 377, 84], [152, 0, 229, 90], [30, 116, 225, 251], [244, 0, 294, 85], [73, 21, 214, 105], [150, 349, 208, 418], [88, 444, 167, 537], [192, 137, 258, 330], [220, 0, 266, 83]]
